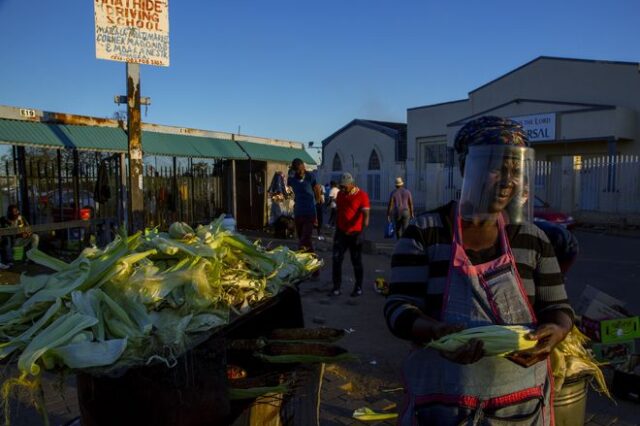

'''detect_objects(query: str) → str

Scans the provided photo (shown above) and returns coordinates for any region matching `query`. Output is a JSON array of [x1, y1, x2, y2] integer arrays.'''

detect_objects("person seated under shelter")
[[0, 204, 39, 268]]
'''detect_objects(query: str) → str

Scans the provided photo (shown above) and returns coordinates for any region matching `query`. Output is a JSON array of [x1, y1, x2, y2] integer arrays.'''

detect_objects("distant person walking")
[[330, 173, 370, 297], [288, 158, 322, 253], [386, 177, 414, 239], [315, 183, 325, 240], [327, 181, 339, 227]]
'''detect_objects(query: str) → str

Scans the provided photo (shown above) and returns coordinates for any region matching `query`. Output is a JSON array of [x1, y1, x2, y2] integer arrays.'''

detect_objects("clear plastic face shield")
[[459, 145, 534, 224]]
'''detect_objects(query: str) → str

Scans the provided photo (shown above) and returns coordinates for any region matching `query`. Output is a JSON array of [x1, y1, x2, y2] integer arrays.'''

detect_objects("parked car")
[[533, 196, 576, 230]]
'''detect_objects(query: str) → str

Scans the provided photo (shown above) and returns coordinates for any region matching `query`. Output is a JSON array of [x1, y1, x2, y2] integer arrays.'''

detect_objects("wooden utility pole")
[[126, 63, 144, 233]]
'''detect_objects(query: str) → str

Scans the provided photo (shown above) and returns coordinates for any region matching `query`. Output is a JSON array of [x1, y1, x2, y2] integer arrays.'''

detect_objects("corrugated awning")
[[0, 118, 311, 163], [61, 124, 128, 152], [0, 119, 127, 151], [142, 131, 246, 159], [237, 141, 316, 165], [0, 119, 69, 149]]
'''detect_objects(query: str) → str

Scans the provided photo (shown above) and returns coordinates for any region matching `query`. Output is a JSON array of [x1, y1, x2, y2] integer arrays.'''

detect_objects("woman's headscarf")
[[454, 116, 529, 172]]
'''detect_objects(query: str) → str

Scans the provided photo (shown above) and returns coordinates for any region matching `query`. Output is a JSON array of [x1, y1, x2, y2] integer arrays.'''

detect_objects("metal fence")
[[436, 155, 640, 216], [0, 149, 120, 226], [142, 158, 229, 229], [578, 155, 640, 214], [534, 160, 563, 209], [0, 145, 231, 232]]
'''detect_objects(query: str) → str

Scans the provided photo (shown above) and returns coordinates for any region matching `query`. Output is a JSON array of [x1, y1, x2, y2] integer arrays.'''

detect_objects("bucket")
[[12, 246, 24, 262], [553, 375, 589, 426]]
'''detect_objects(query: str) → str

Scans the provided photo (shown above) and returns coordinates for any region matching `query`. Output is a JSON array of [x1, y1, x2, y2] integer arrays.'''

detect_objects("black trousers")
[[332, 229, 363, 290], [328, 207, 337, 226], [315, 203, 324, 233]]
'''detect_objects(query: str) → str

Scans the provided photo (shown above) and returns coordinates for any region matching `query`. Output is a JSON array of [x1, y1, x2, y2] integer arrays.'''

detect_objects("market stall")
[[0, 217, 345, 426]]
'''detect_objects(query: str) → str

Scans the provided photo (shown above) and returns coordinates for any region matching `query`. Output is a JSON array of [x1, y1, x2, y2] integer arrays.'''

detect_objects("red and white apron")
[[399, 210, 554, 426]]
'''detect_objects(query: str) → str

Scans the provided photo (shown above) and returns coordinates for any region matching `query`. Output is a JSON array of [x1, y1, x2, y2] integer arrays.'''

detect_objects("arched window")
[[332, 153, 342, 171], [368, 150, 380, 170]]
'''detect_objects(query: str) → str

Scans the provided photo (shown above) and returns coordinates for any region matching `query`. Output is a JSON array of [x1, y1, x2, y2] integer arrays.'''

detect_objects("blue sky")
[[1, 1, 639, 163]]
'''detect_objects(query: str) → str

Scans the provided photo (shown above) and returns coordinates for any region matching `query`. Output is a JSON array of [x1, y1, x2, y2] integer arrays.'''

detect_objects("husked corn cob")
[[427, 325, 536, 356]]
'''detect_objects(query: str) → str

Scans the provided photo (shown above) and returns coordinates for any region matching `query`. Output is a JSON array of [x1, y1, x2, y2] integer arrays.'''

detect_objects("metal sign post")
[[94, 0, 170, 232], [126, 63, 144, 233]]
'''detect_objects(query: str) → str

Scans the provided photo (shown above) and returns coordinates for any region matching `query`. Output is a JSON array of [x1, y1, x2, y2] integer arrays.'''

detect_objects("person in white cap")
[[386, 176, 414, 239]]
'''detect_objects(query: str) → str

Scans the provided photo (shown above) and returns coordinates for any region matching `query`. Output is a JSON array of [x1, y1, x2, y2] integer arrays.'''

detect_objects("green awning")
[[0, 119, 67, 149], [237, 141, 316, 165], [0, 119, 127, 152], [142, 131, 246, 159], [0, 119, 312, 163], [60, 124, 127, 152]]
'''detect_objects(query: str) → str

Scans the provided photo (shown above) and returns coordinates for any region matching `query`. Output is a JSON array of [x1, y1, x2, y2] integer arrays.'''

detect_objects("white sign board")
[[94, 0, 170, 67], [510, 113, 556, 142]]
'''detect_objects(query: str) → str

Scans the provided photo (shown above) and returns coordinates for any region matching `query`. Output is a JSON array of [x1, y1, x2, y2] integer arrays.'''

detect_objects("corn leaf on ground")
[[352, 407, 398, 421]]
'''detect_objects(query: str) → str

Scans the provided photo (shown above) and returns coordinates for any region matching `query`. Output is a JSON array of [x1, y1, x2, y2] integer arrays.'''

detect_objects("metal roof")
[[142, 131, 246, 159], [0, 119, 68, 149], [61, 124, 128, 152], [0, 119, 310, 162], [0, 119, 128, 151], [237, 141, 316, 165]]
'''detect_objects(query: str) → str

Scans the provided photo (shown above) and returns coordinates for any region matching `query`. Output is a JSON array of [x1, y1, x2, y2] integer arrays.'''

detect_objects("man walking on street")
[[330, 172, 370, 297], [288, 158, 322, 253], [386, 177, 413, 239]]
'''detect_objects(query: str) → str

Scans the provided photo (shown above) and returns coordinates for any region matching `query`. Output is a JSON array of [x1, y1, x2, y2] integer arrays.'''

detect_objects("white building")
[[317, 119, 407, 205]]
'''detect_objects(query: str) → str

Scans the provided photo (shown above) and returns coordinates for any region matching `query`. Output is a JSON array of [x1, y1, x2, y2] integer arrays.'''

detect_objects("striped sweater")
[[384, 202, 574, 340]]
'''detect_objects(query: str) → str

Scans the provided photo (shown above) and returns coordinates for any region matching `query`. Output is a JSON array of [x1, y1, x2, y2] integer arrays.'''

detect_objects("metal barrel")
[[553, 375, 589, 426]]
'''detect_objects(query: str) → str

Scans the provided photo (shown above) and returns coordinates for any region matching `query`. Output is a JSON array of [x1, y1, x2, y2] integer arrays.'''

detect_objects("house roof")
[[409, 56, 639, 112], [470, 56, 639, 95], [321, 119, 406, 147]]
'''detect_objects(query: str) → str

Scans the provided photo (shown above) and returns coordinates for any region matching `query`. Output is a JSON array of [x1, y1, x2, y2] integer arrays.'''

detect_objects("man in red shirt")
[[330, 172, 370, 297]]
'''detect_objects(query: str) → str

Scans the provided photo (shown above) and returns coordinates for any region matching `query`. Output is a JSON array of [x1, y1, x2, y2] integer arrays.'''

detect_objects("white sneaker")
[[0, 263, 10, 270], [318, 236, 325, 241]]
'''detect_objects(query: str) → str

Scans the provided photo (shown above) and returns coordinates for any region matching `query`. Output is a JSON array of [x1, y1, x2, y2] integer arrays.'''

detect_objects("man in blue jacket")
[[288, 158, 322, 253]]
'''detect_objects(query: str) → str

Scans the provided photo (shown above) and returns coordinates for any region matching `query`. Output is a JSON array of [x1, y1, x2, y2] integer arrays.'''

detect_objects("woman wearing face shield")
[[385, 116, 574, 425]]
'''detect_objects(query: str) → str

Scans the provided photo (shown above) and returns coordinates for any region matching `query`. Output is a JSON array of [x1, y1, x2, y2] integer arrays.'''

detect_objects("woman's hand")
[[509, 323, 569, 367]]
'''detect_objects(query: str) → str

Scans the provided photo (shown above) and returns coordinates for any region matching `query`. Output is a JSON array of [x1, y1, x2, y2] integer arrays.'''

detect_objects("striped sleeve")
[[384, 224, 429, 340], [528, 225, 575, 319]]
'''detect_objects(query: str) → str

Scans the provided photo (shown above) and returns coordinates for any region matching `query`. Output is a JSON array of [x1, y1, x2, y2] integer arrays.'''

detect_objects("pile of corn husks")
[[550, 327, 610, 397], [0, 216, 321, 421]]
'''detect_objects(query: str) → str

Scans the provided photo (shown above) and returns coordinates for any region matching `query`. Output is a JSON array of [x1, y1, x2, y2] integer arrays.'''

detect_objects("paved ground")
[[2, 208, 639, 425]]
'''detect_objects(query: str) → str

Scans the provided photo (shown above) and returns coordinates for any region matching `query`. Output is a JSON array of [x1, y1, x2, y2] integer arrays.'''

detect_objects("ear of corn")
[[426, 325, 536, 356]]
